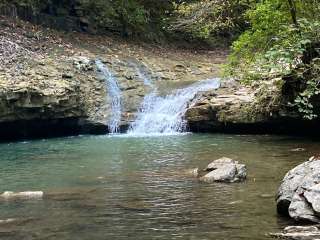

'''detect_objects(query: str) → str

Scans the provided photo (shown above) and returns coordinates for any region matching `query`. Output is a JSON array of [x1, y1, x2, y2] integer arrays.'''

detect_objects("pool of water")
[[0, 134, 318, 240]]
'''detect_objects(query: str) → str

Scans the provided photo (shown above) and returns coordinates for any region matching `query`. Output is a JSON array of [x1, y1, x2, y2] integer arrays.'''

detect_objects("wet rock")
[[199, 157, 247, 183], [270, 225, 320, 239], [0, 191, 43, 200], [276, 157, 320, 223], [184, 168, 199, 178]]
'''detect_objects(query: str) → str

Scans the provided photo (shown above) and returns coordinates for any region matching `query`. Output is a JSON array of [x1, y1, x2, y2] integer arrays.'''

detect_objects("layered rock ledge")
[[0, 16, 224, 141], [185, 79, 320, 135]]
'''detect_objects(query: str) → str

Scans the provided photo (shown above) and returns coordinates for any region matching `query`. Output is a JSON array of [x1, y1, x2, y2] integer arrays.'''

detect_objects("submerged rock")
[[0, 191, 44, 200], [0, 218, 35, 225], [270, 225, 320, 240], [290, 148, 306, 152], [199, 157, 247, 183], [276, 156, 320, 223], [0, 219, 17, 224], [184, 168, 199, 178]]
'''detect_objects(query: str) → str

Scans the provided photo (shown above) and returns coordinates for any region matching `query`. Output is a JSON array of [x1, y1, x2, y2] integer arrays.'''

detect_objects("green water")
[[0, 134, 318, 240]]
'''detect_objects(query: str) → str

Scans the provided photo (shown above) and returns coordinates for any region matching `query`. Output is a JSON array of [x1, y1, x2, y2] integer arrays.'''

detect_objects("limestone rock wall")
[[0, 16, 222, 140], [185, 79, 320, 135]]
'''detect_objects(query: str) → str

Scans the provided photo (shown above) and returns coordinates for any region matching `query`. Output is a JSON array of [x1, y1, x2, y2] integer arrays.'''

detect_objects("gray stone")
[[236, 164, 247, 181], [289, 191, 320, 223], [276, 158, 320, 216], [276, 157, 320, 223], [201, 164, 237, 183], [206, 157, 234, 170], [0, 191, 44, 200], [200, 157, 247, 183], [304, 184, 320, 215]]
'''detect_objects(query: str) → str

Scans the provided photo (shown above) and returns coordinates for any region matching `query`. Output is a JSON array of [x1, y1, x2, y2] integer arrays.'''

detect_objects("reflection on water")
[[0, 134, 318, 240]]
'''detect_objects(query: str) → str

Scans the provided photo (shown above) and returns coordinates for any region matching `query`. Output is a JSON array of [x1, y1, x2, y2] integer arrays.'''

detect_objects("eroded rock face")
[[0, 16, 225, 140], [276, 157, 320, 223], [185, 85, 257, 132], [199, 157, 247, 183], [185, 78, 320, 135]]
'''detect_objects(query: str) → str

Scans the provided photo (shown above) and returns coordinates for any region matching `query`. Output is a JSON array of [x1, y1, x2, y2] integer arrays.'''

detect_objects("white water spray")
[[127, 78, 220, 136], [95, 60, 122, 133]]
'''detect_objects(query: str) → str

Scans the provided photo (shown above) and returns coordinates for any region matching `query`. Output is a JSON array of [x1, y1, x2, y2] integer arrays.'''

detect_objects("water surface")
[[0, 134, 318, 240]]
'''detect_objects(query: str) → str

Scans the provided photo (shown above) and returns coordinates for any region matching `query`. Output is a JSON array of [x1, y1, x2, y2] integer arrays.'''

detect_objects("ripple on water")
[[0, 134, 317, 240]]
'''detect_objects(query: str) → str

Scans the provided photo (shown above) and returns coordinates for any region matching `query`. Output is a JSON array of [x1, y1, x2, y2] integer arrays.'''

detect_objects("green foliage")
[[293, 58, 320, 120], [0, 0, 45, 12], [168, 0, 255, 45], [227, 0, 320, 119], [79, 0, 149, 36], [1, 0, 175, 39]]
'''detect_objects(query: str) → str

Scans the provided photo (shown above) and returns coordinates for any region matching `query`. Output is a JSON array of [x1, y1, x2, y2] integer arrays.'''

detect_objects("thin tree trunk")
[[287, 0, 298, 28]]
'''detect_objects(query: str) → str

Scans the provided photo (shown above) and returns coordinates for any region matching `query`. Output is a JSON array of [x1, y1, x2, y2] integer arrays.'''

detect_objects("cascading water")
[[127, 78, 220, 136], [129, 61, 154, 88], [95, 59, 122, 134]]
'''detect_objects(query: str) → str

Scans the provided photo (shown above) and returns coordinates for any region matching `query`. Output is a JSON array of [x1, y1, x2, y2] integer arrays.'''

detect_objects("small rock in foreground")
[[0, 191, 44, 200]]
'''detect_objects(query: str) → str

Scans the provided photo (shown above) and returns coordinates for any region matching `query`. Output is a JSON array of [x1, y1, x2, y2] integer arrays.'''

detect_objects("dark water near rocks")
[[0, 134, 318, 240]]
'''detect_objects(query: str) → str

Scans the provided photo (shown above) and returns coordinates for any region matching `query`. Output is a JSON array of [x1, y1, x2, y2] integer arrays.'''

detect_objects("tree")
[[287, 0, 298, 27]]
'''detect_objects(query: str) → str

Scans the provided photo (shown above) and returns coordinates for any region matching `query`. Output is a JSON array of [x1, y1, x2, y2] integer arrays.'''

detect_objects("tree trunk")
[[287, 0, 298, 28]]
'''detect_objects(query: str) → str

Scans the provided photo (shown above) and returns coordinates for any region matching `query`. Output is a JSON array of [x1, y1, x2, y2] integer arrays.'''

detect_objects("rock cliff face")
[[0, 16, 224, 140], [185, 79, 320, 135], [5, 14, 317, 140]]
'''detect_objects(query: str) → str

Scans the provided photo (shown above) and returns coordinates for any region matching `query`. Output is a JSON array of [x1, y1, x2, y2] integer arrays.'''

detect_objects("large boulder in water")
[[199, 157, 247, 183], [276, 156, 320, 223]]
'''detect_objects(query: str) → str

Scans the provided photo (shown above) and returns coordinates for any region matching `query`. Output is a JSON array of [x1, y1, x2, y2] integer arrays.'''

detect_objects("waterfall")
[[127, 78, 220, 136], [129, 61, 154, 88], [95, 60, 122, 134]]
